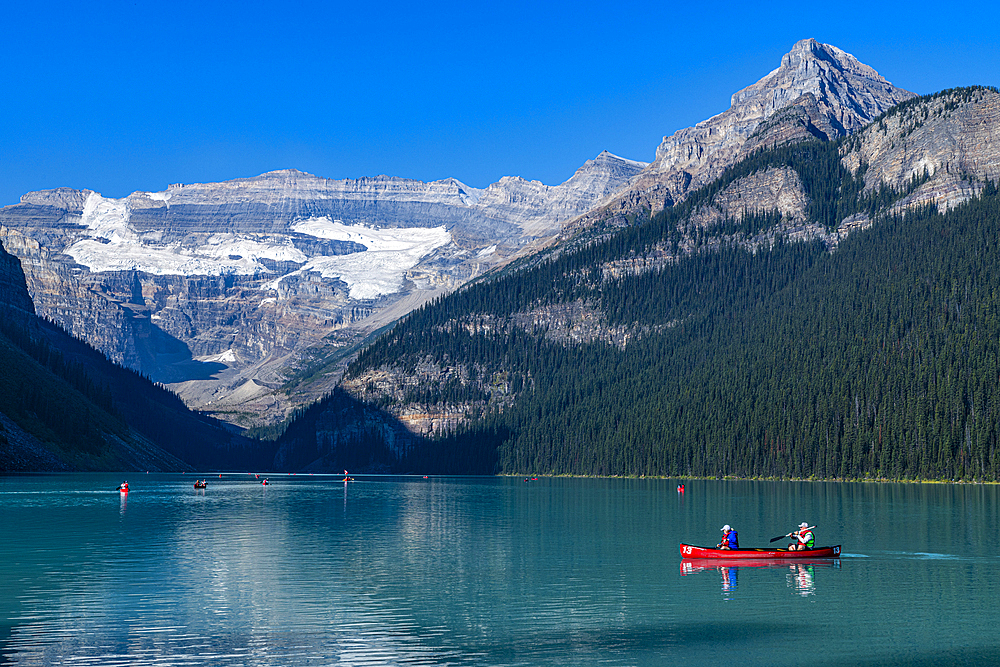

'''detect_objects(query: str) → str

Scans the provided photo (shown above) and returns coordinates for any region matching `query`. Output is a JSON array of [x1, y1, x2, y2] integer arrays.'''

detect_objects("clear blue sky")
[[2, 0, 998, 206]]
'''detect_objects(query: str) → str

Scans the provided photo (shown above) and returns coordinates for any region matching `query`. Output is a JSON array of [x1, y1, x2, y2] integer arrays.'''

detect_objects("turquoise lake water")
[[1, 474, 998, 666]]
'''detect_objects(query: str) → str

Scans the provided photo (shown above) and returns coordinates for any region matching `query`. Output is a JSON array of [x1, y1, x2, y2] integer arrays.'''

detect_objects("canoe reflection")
[[680, 558, 840, 596]]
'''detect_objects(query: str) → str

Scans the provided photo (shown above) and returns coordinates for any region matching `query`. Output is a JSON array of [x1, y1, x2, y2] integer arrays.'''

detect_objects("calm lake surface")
[[1, 474, 998, 666]]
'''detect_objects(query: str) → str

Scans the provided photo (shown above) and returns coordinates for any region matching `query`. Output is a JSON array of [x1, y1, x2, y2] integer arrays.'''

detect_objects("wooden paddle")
[[770, 525, 816, 542]]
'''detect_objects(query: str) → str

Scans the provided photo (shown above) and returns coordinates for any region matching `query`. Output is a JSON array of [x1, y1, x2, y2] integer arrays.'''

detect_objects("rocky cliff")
[[0, 154, 646, 428], [568, 38, 916, 232], [842, 86, 1000, 213]]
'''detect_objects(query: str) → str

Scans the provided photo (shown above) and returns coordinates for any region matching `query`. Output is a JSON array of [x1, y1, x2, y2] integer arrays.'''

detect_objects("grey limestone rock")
[[0, 154, 646, 428], [570, 39, 916, 230]]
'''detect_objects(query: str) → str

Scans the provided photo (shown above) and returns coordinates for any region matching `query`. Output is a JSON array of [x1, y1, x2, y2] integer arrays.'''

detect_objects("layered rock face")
[[570, 39, 916, 231], [0, 154, 646, 427], [0, 238, 37, 320], [841, 87, 1000, 213]]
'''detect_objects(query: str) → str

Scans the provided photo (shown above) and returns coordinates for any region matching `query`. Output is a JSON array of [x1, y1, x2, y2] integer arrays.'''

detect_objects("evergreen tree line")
[[0, 322, 128, 459], [275, 387, 413, 472], [0, 307, 272, 469]]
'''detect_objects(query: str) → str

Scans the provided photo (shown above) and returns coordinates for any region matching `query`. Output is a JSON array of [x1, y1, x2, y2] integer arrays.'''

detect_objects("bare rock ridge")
[[568, 38, 916, 231], [843, 87, 1000, 213]]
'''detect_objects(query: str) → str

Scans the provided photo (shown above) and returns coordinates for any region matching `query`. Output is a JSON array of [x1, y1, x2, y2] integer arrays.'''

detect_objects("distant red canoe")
[[680, 544, 841, 559]]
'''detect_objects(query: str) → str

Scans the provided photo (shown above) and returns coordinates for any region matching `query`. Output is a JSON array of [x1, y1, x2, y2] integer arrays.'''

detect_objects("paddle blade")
[[769, 534, 788, 543]]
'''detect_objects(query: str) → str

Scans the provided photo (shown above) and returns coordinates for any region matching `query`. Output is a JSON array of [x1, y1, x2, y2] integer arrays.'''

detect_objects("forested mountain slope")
[[292, 86, 1000, 481]]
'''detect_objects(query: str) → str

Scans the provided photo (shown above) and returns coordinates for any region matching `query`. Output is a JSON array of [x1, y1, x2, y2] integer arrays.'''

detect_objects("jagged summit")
[[725, 38, 910, 137], [570, 39, 915, 230], [649, 39, 914, 179], [778, 38, 883, 79]]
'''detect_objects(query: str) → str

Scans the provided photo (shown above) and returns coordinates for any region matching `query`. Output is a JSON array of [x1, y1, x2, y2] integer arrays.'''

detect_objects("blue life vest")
[[726, 530, 739, 549]]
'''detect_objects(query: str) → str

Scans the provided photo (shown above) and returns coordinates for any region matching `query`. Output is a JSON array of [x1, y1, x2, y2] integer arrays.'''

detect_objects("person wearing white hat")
[[718, 524, 739, 550], [788, 522, 815, 551]]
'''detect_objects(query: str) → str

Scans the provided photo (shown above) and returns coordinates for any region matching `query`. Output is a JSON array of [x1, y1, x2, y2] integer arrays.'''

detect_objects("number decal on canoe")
[[682, 545, 693, 555], [834, 546, 840, 556]]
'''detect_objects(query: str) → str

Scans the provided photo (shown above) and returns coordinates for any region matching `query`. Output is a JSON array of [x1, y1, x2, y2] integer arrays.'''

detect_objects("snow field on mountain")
[[279, 217, 451, 299], [64, 197, 451, 299]]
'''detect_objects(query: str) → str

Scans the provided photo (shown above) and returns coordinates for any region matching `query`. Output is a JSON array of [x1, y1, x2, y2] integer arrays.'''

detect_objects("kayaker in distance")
[[788, 522, 815, 550], [718, 524, 739, 550]]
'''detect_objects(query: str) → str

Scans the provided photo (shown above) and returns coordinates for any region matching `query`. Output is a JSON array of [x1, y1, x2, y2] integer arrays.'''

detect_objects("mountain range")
[[4, 39, 999, 478], [0, 39, 914, 433], [0, 151, 646, 430]]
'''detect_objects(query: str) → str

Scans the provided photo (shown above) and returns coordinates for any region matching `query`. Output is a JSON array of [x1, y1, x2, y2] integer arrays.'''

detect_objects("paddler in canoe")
[[786, 522, 815, 551], [718, 524, 739, 550]]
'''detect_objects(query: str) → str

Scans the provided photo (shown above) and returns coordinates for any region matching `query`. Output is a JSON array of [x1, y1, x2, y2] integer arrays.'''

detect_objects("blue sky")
[[2, 0, 998, 206]]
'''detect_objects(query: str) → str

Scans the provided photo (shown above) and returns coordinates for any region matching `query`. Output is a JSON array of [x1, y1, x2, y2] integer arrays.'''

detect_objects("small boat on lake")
[[680, 544, 841, 559], [194, 481, 207, 489]]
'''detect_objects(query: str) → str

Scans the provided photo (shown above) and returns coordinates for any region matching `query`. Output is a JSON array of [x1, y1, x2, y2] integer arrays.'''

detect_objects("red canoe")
[[680, 544, 841, 559]]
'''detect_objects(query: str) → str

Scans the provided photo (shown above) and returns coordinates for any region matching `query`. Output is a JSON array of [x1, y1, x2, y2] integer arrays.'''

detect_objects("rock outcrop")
[[841, 86, 1000, 213], [568, 39, 916, 231]]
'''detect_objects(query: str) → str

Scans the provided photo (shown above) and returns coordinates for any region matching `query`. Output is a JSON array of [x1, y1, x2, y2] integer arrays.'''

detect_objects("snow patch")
[[913, 157, 936, 179], [66, 237, 303, 276], [66, 192, 309, 275], [63, 201, 451, 301], [275, 217, 452, 299], [199, 349, 239, 364]]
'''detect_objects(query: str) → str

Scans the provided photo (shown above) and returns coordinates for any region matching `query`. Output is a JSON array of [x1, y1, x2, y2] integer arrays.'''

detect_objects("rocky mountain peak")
[[728, 38, 908, 136], [778, 38, 881, 79], [568, 40, 915, 231]]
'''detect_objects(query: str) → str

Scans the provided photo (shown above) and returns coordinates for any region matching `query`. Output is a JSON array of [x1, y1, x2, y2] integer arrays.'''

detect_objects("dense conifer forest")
[[334, 121, 1000, 481]]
